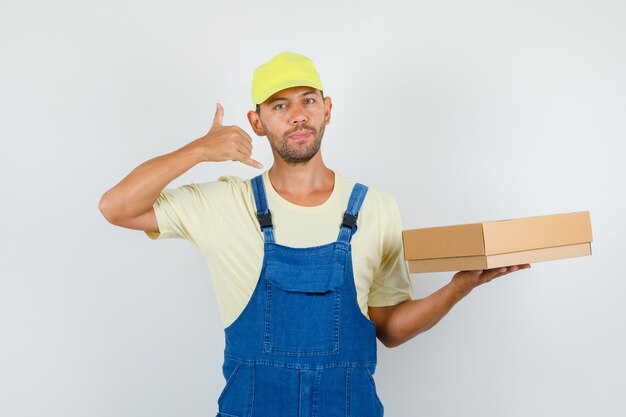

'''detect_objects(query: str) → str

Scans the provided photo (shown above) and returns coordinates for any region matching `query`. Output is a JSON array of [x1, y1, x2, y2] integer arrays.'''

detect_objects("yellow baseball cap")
[[251, 52, 323, 106]]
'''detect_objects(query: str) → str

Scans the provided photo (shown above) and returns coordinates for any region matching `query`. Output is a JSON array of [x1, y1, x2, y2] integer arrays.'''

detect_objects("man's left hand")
[[451, 264, 532, 295]]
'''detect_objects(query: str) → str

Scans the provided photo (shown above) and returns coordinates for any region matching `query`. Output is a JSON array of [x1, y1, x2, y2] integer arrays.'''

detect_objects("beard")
[[262, 120, 326, 165]]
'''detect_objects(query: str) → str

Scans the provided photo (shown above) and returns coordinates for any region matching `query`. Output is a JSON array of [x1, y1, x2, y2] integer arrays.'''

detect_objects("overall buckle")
[[342, 212, 357, 229], [257, 211, 273, 228]]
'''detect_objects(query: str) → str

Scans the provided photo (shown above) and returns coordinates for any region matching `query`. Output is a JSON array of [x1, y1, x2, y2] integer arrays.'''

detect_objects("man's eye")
[[274, 103, 286, 110], [304, 98, 315, 104]]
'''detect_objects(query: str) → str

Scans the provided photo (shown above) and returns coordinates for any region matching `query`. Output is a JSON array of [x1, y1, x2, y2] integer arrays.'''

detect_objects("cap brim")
[[254, 79, 324, 106]]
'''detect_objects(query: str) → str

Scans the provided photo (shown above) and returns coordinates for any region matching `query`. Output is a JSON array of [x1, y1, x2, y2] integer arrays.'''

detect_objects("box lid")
[[402, 211, 592, 260]]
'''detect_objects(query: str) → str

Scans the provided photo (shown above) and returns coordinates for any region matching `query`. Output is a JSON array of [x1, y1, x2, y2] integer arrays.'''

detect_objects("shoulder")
[[158, 175, 255, 211], [184, 175, 252, 198], [336, 172, 398, 213], [215, 175, 252, 194]]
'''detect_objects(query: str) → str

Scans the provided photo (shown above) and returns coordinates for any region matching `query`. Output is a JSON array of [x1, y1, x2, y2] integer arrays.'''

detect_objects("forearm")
[[382, 279, 471, 347], [377, 266, 528, 348], [99, 104, 262, 225], [99, 142, 203, 223]]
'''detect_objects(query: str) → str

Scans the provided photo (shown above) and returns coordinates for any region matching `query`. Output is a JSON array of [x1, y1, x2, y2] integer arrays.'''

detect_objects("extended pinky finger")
[[240, 156, 264, 169]]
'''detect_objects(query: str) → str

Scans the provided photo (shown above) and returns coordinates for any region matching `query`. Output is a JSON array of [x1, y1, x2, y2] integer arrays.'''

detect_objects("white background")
[[1, 0, 625, 416]]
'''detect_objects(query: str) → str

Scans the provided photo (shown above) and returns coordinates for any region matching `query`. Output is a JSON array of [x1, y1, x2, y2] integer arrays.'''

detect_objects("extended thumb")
[[212, 102, 224, 127]]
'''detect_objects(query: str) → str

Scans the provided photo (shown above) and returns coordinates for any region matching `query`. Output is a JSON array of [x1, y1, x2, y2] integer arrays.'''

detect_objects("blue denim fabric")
[[216, 175, 383, 417]]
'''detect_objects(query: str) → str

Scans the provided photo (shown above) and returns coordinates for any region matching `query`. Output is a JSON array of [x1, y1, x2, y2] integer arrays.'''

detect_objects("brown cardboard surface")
[[402, 211, 593, 273], [407, 243, 591, 273], [403, 211, 592, 260], [481, 211, 592, 255], [403, 223, 486, 259]]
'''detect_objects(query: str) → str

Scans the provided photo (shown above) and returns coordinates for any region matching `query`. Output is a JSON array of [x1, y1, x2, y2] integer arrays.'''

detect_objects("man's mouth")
[[288, 129, 313, 140]]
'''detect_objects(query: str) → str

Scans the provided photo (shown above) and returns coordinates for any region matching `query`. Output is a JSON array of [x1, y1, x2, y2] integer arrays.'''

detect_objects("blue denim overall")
[[216, 175, 383, 417]]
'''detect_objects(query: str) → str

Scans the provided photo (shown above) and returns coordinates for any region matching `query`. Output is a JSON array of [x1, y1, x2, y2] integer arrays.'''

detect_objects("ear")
[[323, 96, 332, 125], [247, 110, 266, 136]]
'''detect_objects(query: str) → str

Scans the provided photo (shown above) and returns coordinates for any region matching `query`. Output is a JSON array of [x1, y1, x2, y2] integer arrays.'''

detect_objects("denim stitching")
[[346, 367, 352, 417], [312, 369, 321, 417], [223, 355, 377, 370], [263, 280, 272, 353], [217, 362, 241, 407], [334, 288, 341, 353], [364, 366, 384, 414], [247, 363, 255, 417], [264, 283, 341, 356]]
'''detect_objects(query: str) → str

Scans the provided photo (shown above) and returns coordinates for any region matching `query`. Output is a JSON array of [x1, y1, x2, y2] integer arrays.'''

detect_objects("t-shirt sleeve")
[[368, 195, 414, 307], [144, 183, 207, 243], [145, 176, 249, 245]]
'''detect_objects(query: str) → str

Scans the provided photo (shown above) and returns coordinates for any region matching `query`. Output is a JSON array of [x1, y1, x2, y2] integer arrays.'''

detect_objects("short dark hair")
[[256, 90, 325, 115]]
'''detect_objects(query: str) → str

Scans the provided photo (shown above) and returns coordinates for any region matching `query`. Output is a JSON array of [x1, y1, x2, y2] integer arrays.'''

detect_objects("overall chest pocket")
[[263, 261, 345, 356]]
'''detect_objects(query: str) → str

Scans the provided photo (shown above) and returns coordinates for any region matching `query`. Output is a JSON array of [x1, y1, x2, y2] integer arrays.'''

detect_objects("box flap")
[[482, 211, 592, 255], [402, 222, 486, 259]]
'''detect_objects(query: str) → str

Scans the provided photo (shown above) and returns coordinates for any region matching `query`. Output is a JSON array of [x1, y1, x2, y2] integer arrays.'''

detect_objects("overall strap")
[[337, 183, 369, 244], [251, 175, 275, 243]]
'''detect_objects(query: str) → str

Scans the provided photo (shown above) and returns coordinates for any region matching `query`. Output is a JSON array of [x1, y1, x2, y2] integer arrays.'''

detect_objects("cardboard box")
[[402, 211, 592, 273]]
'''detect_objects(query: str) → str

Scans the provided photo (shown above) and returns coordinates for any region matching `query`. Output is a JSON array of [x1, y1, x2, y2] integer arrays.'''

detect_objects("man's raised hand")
[[191, 103, 263, 169]]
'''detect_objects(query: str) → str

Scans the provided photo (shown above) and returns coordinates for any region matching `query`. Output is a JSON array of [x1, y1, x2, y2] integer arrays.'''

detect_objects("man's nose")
[[288, 104, 308, 124]]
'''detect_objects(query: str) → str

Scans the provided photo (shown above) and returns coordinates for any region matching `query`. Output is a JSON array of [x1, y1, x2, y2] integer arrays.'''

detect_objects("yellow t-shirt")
[[146, 170, 414, 328]]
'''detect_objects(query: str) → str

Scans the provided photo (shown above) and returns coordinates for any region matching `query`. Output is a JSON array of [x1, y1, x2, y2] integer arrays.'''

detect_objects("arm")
[[98, 103, 262, 231], [368, 264, 531, 348]]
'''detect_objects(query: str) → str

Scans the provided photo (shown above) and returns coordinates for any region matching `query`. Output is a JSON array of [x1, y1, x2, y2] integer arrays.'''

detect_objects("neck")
[[267, 152, 335, 203]]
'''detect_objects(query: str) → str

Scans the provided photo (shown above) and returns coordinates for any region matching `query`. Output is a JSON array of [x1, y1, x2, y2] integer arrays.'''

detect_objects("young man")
[[99, 52, 529, 416]]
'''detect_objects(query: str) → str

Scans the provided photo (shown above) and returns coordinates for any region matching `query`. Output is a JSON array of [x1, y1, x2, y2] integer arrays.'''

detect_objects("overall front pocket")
[[263, 261, 345, 356]]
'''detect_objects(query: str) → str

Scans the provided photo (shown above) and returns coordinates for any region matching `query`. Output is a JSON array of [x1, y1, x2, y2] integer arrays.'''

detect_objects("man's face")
[[248, 86, 332, 165]]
